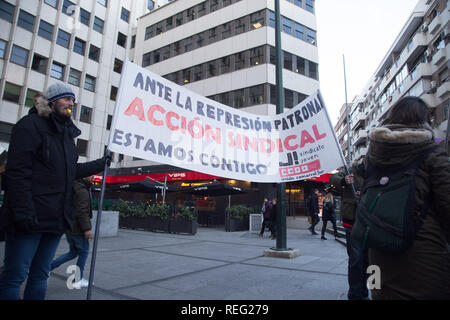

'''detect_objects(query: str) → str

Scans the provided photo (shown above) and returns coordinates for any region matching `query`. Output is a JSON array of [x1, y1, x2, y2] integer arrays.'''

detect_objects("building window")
[[282, 17, 292, 34], [113, 58, 123, 74], [249, 85, 264, 106], [250, 11, 264, 30], [56, 29, 70, 48], [142, 52, 151, 67], [117, 32, 127, 48], [285, 89, 294, 108], [10, 45, 28, 67], [38, 20, 54, 41], [182, 68, 191, 84], [309, 61, 318, 79], [76, 138, 88, 156], [44, 0, 58, 8], [294, 23, 304, 40], [3, 82, 21, 103], [73, 37, 86, 55], [294, 0, 302, 7], [219, 56, 230, 74], [234, 52, 245, 71], [110, 86, 118, 101], [165, 17, 173, 31], [296, 56, 305, 74], [93, 16, 104, 34], [144, 26, 153, 40], [268, 10, 275, 28], [306, 28, 316, 44], [210, 0, 219, 12], [175, 12, 183, 27], [0, 0, 15, 23], [152, 50, 160, 64], [233, 89, 245, 108], [207, 61, 217, 78], [96, 0, 107, 7], [305, 0, 314, 13], [222, 22, 231, 39], [79, 106, 92, 123], [31, 54, 48, 74], [284, 51, 293, 70], [147, 0, 154, 11], [0, 39, 6, 59], [107, 115, 112, 130], [250, 47, 264, 66], [79, 8, 90, 26], [50, 61, 65, 80], [187, 6, 195, 22], [88, 44, 100, 62], [198, 2, 206, 17], [235, 17, 247, 35], [62, 0, 75, 16], [120, 7, 130, 23], [17, 10, 35, 32], [131, 35, 136, 49], [84, 74, 96, 92], [0, 121, 14, 142], [25, 88, 39, 108], [193, 65, 203, 82], [155, 21, 163, 35], [68, 68, 81, 86]]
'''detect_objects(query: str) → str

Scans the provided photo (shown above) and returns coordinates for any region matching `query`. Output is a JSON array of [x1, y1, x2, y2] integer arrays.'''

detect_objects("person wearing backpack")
[[321, 192, 338, 240], [330, 162, 369, 300], [356, 96, 450, 300]]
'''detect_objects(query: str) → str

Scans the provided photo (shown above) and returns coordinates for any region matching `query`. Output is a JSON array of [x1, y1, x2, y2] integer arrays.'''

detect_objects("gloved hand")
[[102, 154, 112, 167]]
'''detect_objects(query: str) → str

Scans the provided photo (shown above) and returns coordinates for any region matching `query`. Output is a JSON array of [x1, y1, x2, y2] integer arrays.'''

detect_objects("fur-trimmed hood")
[[367, 124, 437, 166], [369, 124, 434, 144], [31, 93, 53, 118]]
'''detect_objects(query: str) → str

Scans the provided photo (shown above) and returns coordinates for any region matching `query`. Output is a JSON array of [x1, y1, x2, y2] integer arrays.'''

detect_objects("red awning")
[[93, 171, 223, 184], [305, 173, 332, 182]]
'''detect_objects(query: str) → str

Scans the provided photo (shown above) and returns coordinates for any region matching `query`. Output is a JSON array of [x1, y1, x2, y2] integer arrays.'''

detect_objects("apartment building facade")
[[335, 0, 449, 162]]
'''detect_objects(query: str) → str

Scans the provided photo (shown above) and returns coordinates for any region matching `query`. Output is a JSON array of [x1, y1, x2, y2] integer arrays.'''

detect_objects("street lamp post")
[[274, 0, 287, 250]]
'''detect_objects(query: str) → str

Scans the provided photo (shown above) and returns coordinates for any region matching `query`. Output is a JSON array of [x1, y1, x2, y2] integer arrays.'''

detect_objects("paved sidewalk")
[[1, 226, 350, 300]]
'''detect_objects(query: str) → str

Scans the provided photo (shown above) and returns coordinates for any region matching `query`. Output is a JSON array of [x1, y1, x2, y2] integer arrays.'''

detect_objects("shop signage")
[[108, 61, 344, 183]]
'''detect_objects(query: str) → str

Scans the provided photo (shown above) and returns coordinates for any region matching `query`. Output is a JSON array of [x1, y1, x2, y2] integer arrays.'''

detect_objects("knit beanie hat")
[[45, 82, 76, 103]]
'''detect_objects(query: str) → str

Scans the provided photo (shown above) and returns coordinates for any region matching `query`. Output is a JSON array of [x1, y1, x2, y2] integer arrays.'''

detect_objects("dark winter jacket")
[[1, 94, 105, 235], [366, 124, 450, 300], [329, 160, 364, 226], [306, 193, 319, 216], [69, 178, 93, 235], [263, 201, 273, 220], [322, 200, 334, 221]]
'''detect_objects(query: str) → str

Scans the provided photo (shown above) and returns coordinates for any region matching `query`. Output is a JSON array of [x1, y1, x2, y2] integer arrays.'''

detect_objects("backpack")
[[351, 146, 438, 253]]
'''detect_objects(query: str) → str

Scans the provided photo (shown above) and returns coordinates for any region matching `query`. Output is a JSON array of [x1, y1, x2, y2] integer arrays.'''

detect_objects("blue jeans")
[[0, 232, 61, 300], [344, 226, 369, 300], [51, 234, 89, 279]]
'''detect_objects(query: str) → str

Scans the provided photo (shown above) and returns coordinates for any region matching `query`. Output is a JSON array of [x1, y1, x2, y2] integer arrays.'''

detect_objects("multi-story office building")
[[335, 0, 449, 161], [0, 0, 156, 161]]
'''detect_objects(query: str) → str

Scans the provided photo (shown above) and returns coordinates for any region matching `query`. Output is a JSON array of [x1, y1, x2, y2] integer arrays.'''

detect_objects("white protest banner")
[[108, 61, 345, 183]]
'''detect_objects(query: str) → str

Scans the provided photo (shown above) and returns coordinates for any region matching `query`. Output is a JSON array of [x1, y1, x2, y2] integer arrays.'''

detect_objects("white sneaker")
[[73, 278, 89, 289]]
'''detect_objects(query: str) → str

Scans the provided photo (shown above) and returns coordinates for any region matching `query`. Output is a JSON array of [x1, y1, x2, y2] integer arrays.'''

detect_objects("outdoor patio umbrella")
[[182, 182, 248, 207], [108, 180, 180, 193]]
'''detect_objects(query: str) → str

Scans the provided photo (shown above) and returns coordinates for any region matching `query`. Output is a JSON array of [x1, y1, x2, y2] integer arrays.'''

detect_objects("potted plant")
[[225, 205, 252, 232], [146, 203, 170, 232], [117, 199, 141, 229], [170, 206, 197, 235]]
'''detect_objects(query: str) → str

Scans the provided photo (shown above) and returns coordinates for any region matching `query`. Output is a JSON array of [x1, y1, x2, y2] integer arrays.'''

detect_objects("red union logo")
[[279, 160, 321, 177]]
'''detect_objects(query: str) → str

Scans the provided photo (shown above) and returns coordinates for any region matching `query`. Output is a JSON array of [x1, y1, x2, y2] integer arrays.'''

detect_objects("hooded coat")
[[69, 178, 93, 235], [366, 124, 450, 300], [1, 94, 105, 235]]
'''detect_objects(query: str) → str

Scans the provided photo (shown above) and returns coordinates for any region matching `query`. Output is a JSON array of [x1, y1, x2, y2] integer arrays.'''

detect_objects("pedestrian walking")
[[330, 162, 368, 300], [321, 192, 338, 240], [359, 96, 450, 299], [306, 189, 320, 235], [259, 197, 272, 237], [0, 82, 110, 300], [50, 176, 94, 289]]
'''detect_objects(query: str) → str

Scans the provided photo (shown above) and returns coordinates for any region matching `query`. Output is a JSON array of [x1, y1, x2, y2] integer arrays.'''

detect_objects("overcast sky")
[[315, 0, 420, 125]]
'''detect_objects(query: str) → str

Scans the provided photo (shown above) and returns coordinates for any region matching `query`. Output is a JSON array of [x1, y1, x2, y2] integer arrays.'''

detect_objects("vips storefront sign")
[[108, 61, 344, 183]]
